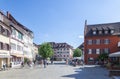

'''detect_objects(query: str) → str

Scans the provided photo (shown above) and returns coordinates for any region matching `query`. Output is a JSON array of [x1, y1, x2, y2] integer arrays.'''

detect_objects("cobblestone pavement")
[[0, 61, 112, 79]]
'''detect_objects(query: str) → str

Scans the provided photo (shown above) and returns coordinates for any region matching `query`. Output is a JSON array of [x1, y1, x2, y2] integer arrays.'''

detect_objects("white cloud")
[[78, 35, 84, 39]]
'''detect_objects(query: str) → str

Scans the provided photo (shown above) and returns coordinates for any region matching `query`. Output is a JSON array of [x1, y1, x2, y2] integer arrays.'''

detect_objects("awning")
[[0, 55, 12, 58], [11, 54, 24, 57], [109, 52, 120, 57]]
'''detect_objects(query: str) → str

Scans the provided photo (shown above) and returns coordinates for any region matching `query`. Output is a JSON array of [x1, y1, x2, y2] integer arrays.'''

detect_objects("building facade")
[[5, 12, 25, 68], [84, 21, 120, 64], [23, 27, 34, 61], [0, 12, 11, 68], [0, 11, 34, 68], [49, 42, 73, 61], [33, 43, 38, 61], [78, 43, 84, 61]]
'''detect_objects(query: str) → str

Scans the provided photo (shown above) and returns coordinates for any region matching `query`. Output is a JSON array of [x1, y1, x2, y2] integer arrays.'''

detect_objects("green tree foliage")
[[38, 43, 54, 59], [98, 53, 108, 61], [73, 48, 82, 57]]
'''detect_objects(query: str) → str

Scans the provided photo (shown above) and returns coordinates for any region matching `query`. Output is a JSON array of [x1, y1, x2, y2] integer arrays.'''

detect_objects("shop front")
[[10, 53, 24, 68], [0, 53, 11, 69]]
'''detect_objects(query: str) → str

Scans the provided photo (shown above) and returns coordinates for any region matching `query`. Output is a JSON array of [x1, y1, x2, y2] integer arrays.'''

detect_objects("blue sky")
[[0, 0, 120, 48]]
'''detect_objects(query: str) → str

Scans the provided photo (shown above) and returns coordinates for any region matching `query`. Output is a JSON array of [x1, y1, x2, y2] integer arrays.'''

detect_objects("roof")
[[7, 12, 33, 33], [78, 43, 84, 49], [48, 42, 73, 49], [85, 22, 120, 36]]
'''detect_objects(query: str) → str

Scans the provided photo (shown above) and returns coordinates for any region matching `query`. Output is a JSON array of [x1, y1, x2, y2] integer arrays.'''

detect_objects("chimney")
[[7, 11, 10, 18], [84, 20, 87, 36]]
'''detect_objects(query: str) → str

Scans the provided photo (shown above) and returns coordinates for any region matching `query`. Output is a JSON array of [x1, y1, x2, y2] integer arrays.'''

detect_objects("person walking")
[[3, 63, 6, 71], [43, 59, 47, 68], [21, 61, 24, 68]]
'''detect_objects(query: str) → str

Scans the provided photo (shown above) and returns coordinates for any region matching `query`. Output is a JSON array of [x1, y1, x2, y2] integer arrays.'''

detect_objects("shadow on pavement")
[[61, 65, 111, 79]]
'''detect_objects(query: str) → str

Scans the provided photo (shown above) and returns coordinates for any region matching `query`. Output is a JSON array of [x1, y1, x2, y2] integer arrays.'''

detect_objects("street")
[[0, 61, 111, 79]]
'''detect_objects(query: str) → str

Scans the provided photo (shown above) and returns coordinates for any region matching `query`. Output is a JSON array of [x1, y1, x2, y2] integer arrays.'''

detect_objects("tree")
[[98, 53, 108, 61], [73, 48, 82, 57], [38, 43, 54, 59]]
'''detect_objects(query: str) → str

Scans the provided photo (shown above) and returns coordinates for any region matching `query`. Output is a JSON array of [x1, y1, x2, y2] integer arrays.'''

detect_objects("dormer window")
[[99, 31, 102, 34], [93, 31, 96, 35], [105, 30, 108, 34], [110, 30, 114, 34]]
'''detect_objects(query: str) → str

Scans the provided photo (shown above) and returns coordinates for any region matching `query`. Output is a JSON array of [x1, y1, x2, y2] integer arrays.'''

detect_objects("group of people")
[[20, 59, 53, 68], [39, 59, 53, 68]]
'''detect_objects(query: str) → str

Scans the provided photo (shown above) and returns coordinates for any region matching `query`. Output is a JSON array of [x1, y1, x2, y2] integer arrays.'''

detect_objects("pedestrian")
[[3, 63, 6, 71], [43, 59, 47, 68], [51, 59, 53, 64], [47, 59, 49, 65], [40, 59, 43, 68], [21, 61, 24, 68]]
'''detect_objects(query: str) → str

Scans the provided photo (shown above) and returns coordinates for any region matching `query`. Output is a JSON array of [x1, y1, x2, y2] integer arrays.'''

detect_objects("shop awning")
[[11, 54, 24, 57], [0, 55, 12, 58], [109, 52, 120, 57]]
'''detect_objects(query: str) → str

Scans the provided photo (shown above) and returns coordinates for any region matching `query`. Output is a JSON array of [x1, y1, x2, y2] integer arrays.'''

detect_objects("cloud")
[[78, 35, 84, 39]]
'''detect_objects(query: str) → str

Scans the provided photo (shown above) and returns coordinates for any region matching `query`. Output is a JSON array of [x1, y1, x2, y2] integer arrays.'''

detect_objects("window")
[[7, 30, 10, 37], [104, 39, 110, 44], [17, 45, 21, 51], [2, 29, 8, 36], [96, 49, 100, 54], [11, 43, 16, 50], [88, 49, 92, 54], [87, 40, 92, 45], [18, 32, 23, 40], [88, 57, 94, 61], [0, 25, 2, 34], [3, 43, 7, 50], [7, 44, 10, 50], [93, 31, 96, 35], [0, 42, 3, 50], [111, 30, 114, 34], [67, 48, 69, 50], [105, 30, 108, 34], [99, 31, 102, 34], [96, 39, 100, 44], [104, 48, 109, 53], [12, 27, 16, 36]]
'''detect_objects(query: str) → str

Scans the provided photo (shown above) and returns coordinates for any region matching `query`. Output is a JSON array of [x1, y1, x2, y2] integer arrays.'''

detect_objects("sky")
[[0, 0, 120, 48]]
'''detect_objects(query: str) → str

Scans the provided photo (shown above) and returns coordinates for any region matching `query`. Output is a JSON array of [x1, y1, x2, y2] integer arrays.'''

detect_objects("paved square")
[[0, 62, 112, 79]]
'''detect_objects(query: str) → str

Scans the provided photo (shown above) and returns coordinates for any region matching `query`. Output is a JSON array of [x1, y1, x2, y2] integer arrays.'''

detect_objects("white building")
[[0, 11, 11, 68], [49, 42, 73, 61], [3, 12, 34, 68], [23, 29, 34, 61], [6, 12, 24, 68]]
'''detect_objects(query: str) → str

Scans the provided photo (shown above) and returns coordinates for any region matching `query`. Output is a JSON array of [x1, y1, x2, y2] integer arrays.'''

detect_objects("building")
[[78, 43, 84, 61], [84, 21, 120, 64], [1, 11, 34, 68], [49, 42, 73, 61], [0, 11, 11, 68], [32, 43, 38, 61], [5, 12, 25, 68], [22, 25, 34, 61]]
